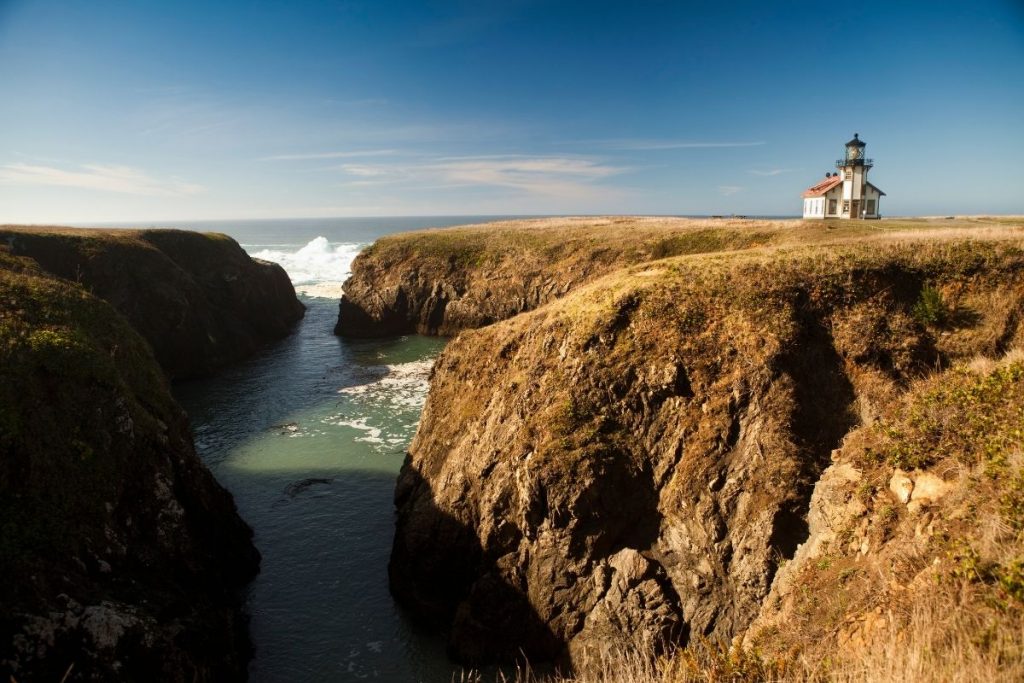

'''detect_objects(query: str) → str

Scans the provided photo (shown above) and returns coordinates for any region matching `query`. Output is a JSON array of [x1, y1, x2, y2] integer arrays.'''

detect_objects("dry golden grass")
[[743, 351, 1024, 683], [426, 219, 1024, 683], [455, 641, 790, 683], [369, 215, 1024, 254], [352, 215, 1024, 331]]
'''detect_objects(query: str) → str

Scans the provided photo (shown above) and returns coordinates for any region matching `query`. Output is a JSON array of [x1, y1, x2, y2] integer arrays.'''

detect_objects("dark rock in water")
[[0, 227, 305, 379], [0, 243, 259, 680], [272, 421, 301, 435], [284, 477, 335, 497]]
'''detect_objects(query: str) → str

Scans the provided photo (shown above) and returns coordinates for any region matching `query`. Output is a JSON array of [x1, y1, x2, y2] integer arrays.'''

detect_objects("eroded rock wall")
[[389, 239, 1024, 669], [336, 217, 781, 337], [0, 246, 260, 680], [0, 227, 305, 379]]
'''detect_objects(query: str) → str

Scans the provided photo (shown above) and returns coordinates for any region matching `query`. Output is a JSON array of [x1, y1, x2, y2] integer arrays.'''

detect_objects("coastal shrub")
[[1001, 470, 1024, 530], [870, 361, 1024, 470], [912, 283, 949, 326], [999, 559, 1024, 604]]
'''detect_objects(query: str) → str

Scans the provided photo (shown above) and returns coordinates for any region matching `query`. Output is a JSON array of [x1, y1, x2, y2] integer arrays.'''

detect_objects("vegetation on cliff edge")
[[381, 217, 1024, 682], [0, 241, 259, 681]]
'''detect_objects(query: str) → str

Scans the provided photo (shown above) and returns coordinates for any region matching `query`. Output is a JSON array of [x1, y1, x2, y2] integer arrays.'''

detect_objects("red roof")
[[802, 175, 843, 197]]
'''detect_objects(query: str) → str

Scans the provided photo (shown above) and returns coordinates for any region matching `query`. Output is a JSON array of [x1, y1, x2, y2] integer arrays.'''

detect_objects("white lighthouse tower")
[[802, 133, 885, 219]]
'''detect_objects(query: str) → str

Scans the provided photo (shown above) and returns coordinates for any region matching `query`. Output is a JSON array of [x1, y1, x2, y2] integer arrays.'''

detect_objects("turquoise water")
[[170, 218, 514, 681], [176, 297, 454, 681]]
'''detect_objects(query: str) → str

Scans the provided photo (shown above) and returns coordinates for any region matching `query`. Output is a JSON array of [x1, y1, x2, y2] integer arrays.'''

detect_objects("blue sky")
[[1, 0, 1022, 222]]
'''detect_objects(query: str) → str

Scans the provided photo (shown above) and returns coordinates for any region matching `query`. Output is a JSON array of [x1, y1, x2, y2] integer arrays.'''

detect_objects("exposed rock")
[[887, 469, 953, 513], [386, 230, 1024, 670], [336, 217, 781, 337], [0, 227, 305, 379], [0, 245, 259, 680], [284, 477, 335, 497], [889, 469, 915, 504], [908, 471, 952, 505], [747, 354, 1024, 676], [567, 548, 684, 665]]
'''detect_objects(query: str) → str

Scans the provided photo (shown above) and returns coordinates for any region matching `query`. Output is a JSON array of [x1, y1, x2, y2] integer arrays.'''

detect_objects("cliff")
[[0, 227, 305, 379], [0, 233, 271, 680], [743, 351, 1024, 680], [336, 217, 782, 337], [380, 217, 1024, 676]]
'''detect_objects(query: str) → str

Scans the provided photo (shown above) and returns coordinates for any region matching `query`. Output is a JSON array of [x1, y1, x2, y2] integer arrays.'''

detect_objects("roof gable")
[[802, 175, 843, 197]]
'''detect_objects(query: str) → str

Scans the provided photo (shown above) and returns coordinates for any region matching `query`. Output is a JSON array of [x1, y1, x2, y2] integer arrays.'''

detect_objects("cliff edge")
[[0, 243, 262, 680], [0, 227, 305, 379], [335, 217, 780, 337], [380, 217, 1024, 677]]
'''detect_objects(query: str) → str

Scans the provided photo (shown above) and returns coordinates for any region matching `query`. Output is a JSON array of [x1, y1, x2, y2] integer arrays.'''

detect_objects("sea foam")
[[250, 236, 362, 297], [327, 358, 436, 454]]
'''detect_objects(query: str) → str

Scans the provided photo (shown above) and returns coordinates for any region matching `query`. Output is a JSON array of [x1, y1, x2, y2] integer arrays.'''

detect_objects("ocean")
[[167, 217, 519, 682]]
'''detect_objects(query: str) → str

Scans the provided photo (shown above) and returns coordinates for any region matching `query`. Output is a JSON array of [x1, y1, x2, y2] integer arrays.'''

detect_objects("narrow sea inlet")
[[167, 221, 501, 681], [175, 293, 450, 681]]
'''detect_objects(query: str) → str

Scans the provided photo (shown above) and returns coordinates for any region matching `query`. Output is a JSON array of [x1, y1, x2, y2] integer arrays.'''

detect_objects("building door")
[[851, 199, 861, 218]]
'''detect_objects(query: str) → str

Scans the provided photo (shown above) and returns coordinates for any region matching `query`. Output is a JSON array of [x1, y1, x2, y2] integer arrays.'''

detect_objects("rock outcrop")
[[387, 228, 1024, 671], [336, 217, 781, 337], [0, 242, 262, 680], [0, 227, 305, 379], [742, 342, 1024, 678]]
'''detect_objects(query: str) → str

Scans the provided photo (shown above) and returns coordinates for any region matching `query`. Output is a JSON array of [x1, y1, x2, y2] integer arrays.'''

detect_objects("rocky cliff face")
[[0, 227, 305, 379], [0, 242, 262, 680], [388, 232, 1024, 670], [336, 217, 780, 337], [745, 345, 1024, 678]]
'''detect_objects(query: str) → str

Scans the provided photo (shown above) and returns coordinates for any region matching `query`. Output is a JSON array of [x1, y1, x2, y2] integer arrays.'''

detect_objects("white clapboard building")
[[802, 133, 885, 219]]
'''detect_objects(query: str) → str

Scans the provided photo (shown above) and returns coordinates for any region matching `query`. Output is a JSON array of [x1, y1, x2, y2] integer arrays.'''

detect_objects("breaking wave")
[[250, 236, 362, 297]]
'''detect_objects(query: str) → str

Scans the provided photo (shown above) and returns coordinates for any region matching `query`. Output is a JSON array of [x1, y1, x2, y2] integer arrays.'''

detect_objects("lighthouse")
[[801, 133, 885, 219]]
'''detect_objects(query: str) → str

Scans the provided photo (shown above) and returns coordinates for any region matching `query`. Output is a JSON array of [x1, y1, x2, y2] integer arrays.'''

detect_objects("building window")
[[842, 200, 850, 214], [866, 199, 876, 215], [844, 170, 852, 180], [828, 199, 837, 215]]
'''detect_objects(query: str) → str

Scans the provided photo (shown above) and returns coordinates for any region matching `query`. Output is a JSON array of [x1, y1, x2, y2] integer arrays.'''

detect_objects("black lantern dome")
[[845, 132, 866, 148], [837, 132, 873, 168]]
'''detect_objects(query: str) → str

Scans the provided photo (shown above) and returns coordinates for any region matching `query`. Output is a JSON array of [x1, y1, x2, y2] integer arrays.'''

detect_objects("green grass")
[[866, 361, 1024, 471], [0, 249, 178, 582]]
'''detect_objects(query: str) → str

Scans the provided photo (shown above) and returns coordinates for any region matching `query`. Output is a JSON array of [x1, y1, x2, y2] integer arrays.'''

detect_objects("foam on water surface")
[[249, 236, 362, 297], [174, 222, 465, 681]]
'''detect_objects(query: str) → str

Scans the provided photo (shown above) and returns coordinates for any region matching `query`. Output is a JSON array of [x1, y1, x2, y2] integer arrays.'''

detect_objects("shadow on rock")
[[389, 463, 565, 669]]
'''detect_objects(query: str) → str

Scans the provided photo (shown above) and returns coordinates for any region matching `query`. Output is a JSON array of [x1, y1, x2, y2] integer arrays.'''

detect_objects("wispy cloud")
[[339, 163, 394, 177], [260, 149, 400, 162], [718, 185, 743, 196], [335, 154, 628, 198], [570, 139, 766, 151], [433, 156, 624, 197], [748, 168, 791, 176], [0, 162, 203, 196], [135, 97, 243, 140]]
